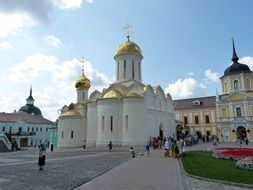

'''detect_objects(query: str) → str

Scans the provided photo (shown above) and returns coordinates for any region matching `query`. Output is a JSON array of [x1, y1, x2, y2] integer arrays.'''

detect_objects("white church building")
[[58, 35, 176, 147]]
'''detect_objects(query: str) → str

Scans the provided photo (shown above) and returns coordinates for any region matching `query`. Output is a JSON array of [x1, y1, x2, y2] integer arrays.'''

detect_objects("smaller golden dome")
[[127, 92, 142, 97], [103, 89, 122, 99], [60, 110, 81, 117], [114, 36, 143, 59], [75, 73, 90, 90]]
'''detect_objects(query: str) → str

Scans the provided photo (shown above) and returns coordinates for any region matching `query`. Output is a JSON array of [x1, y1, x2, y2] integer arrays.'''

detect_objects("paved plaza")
[[0, 142, 253, 190]]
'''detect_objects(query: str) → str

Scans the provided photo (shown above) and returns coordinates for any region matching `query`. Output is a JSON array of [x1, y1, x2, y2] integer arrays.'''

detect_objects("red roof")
[[0, 112, 53, 125]]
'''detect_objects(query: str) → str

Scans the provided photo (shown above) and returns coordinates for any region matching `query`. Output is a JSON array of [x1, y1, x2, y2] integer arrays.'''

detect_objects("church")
[[57, 35, 176, 147]]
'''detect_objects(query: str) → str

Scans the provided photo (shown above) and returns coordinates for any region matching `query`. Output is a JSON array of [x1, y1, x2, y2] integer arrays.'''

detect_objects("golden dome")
[[103, 89, 122, 99], [75, 73, 90, 90], [60, 110, 81, 117], [127, 92, 142, 97], [114, 36, 143, 59]]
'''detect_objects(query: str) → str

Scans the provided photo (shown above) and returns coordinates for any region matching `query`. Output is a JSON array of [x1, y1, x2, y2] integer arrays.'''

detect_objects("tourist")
[[38, 145, 46, 170], [50, 144, 54, 152], [130, 147, 135, 158], [108, 141, 112, 152], [164, 139, 170, 157], [145, 144, 150, 156]]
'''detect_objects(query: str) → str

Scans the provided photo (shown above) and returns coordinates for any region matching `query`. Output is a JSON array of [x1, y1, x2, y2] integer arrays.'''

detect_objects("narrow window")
[[102, 116, 105, 132], [132, 60, 134, 78], [32, 127, 34, 132], [205, 115, 210, 124], [236, 107, 242, 117], [184, 116, 188, 124], [71, 131, 74, 139], [195, 116, 199, 124], [9, 127, 12, 133], [2, 127, 5, 132], [110, 116, 113, 132], [27, 127, 30, 132], [36, 127, 38, 132], [124, 60, 126, 79], [234, 80, 239, 91], [46, 128, 48, 132], [125, 115, 128, 131], [61, 131, 64, 139], [40, 128, 42, 132]]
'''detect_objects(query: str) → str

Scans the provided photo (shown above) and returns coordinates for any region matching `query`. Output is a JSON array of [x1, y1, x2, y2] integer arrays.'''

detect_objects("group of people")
[[164, 138, 184, 158]]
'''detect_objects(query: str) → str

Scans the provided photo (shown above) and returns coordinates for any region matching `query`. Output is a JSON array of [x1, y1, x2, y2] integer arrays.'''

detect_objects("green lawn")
[[181, 151, 253, 185]]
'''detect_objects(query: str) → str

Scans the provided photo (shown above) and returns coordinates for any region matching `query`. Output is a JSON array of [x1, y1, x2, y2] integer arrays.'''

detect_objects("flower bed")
[[236, 157, 253, 171], [212, 148, 253, 160]]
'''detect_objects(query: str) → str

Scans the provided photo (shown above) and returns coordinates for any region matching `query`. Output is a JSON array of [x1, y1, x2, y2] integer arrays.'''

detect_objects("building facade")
[[216, 41, 253, 142], [57, 35, 176, 147], [0, 88, 54, 148], [174, 96, 217, 139]]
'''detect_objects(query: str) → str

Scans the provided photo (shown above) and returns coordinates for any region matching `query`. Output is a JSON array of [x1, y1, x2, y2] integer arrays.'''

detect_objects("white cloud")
[[87, 0, 93, 3], [240, 56, 253, 71], [0, 13, 35, 37], [7, 53, 112, 121], [0, 42, 11, 50], [54, 0, 83, 9], [165, 78, 206, 100], [205, 69, 219, 82], [45, 35, 62, 48]]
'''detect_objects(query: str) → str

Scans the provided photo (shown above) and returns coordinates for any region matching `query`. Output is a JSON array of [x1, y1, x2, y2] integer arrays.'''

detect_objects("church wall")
[[86, 102, 98, 146], [57, 117, 84, 147], [96, 99, 122, 145], [121, 98, 146, 145]]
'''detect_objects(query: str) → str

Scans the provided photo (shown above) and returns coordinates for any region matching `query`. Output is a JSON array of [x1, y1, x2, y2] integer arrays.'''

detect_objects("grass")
[[181, 151, 253, 185]]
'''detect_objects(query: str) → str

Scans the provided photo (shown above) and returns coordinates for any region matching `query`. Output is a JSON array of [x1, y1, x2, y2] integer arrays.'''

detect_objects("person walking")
[[145, 144, 150, 156], [38, 145, 46, 170], [130, 147, 135, 158], [108, 141, 112, 152]]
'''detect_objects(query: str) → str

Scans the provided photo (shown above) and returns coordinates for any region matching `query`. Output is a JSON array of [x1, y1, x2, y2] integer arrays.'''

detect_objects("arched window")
[[102, 116, 104, 132], [110, 116, 113, 132], [234, 80, 239, 91], [71, 131, 74, 139], [236, 107, 242, 117], [222, 108, 227, 118], [125, 115, 128, 131], [224, 82, 228, 93], [245, 79, 250, 90]]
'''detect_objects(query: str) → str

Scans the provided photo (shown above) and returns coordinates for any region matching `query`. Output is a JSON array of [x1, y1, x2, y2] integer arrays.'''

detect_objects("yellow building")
[[216, 41, 253, 142], [174, 96, 217, 139]]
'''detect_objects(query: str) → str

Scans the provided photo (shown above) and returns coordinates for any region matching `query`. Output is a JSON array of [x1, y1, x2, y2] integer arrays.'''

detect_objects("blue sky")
[[1, 0, 253, 121]]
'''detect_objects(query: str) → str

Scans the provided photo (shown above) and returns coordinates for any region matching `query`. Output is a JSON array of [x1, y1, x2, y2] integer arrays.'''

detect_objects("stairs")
[[0, 134, 12, 152]]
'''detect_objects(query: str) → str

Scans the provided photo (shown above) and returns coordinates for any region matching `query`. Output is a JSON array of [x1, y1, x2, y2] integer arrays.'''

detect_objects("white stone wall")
[[57, 117, 84, 147], [96, 99, 122, 145], [86, 103, 97, 146]]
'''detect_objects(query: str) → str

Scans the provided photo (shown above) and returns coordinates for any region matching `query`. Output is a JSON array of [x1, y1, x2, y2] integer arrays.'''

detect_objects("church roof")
[[114, 36, 143, 59], [0, 112, 53, 124], [173, 96, 216, 110], [19, 105, 42, 117], [221, 40, 252, 78]]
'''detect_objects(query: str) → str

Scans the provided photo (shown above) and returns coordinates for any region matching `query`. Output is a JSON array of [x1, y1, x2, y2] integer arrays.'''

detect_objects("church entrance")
[[159, 123, 164, 140], [237, 126, 247, 140]]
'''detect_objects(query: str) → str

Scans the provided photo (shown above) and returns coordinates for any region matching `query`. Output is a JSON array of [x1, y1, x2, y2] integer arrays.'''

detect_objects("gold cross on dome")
[[123, 23, 132, 40]]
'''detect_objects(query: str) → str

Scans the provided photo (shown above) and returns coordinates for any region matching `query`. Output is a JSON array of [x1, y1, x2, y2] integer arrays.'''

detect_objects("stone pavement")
[[75, 149, 184, 190]]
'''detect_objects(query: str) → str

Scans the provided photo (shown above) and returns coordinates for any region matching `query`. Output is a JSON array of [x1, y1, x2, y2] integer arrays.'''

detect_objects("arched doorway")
[[237, 126, 247, 140], [159, 123, 164, 140]]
